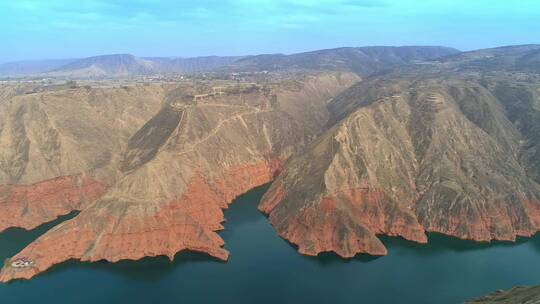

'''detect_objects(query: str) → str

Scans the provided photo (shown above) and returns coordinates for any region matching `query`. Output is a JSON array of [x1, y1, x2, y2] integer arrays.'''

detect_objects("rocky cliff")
[[4, 45, 540, 285], [260, 73, 540, 257], [0, 84, 166, 233], [0, 72, 358, 281]]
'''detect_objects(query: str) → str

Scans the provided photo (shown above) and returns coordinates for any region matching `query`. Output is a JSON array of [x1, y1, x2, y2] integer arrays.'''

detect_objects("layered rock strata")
[[261, 77, 540, 257], [0, 85, 166, 232], [0, 72, 358, 281]]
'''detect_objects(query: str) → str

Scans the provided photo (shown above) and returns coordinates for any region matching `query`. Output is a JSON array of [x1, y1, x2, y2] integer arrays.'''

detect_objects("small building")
[[11, 257, 34, 268]]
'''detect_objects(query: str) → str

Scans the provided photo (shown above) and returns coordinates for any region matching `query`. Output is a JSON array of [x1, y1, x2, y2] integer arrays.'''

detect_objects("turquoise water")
[[2, 184, 540, 303]]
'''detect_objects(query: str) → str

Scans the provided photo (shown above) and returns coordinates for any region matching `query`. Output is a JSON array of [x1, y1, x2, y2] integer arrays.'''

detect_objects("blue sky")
[[1, 0, 539, 62]]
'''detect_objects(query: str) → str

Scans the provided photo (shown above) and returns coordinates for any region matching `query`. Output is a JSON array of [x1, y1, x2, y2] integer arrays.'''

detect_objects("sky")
[[1, 0, 539, 62]]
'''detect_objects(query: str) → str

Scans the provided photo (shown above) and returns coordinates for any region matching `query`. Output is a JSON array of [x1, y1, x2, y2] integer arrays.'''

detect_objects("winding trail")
[[176, 104, 273, 156]]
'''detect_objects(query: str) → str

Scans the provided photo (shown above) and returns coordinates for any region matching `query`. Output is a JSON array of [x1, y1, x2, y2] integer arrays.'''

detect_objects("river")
[[1, 184, 540, 303]]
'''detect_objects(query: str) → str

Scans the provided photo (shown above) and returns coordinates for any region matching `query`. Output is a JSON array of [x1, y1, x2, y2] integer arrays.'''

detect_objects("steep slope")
[[260, 75, 540, 257], [0, 85, 166, 232], [231, 46, 459, 75], [0, 72, 359, 282], [490, 81, 540, 181]]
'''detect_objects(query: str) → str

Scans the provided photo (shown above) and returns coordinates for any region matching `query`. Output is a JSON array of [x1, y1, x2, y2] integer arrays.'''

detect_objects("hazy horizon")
[[2, 0, 540, 63], [0, 44, 465, 64]]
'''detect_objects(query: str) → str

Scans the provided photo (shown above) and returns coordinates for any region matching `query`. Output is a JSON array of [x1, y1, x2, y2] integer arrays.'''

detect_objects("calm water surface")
[[2, 184, 540, 304]]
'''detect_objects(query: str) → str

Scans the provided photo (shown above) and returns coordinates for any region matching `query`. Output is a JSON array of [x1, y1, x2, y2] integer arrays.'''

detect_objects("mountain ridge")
[[259, 45, 540, 258], [0, 45, 460, 78], [2, 44, 540, 283]]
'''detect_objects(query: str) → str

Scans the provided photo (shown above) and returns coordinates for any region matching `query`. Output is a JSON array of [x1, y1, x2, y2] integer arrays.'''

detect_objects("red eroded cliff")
[[0, 159, 282, 282], [0, 175, 107, 232], [261, 185, 426, 257], [260, 77, 540, 259], [0, 71, 358, 282]]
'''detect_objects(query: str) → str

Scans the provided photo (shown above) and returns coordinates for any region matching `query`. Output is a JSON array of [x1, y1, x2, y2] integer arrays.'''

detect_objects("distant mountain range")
[[2, 44, 539, 78], [0, 54, 243, 78], [0, 59, 77, 76], [231, 46, 460, 75], [440, 44, 540, 72], [0, 46, 459, 78], [47, 54, 155, 78]]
